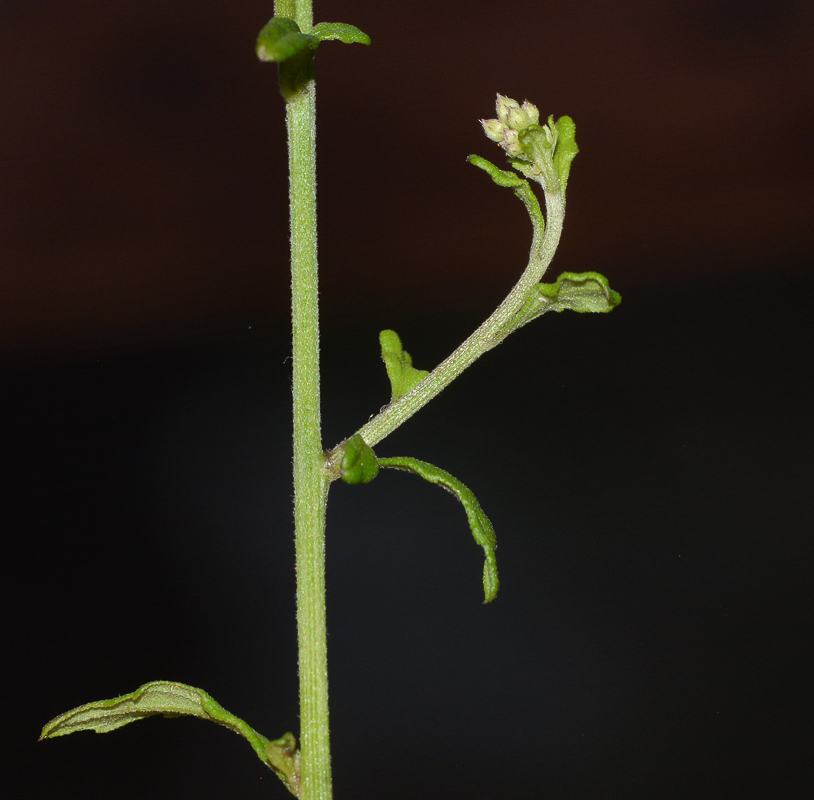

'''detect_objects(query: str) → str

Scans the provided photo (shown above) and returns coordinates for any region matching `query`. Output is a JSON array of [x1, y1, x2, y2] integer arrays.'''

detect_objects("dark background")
[[3, 1, 813, 798]]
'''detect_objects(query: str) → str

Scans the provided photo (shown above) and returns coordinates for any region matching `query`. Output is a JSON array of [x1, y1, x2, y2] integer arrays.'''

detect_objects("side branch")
[[324, 186, 564, 473]]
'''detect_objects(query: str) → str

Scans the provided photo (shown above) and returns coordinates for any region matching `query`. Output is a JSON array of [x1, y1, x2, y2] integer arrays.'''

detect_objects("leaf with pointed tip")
[[40, 681, 300, 797], [380, 330, 429, 402], [551, 116, 578, 193], [256, 17, 319, 63], [508, 271, 621, 334], [312, 22, 370, 45], [339, 433, 379, 485], [377, 456, 499, 603]]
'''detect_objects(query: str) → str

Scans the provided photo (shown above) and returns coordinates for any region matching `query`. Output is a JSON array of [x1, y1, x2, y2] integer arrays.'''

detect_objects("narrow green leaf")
[[339, 433, 379, 485], [256, 17, 319, 63], [509, 271, 621, 333], [467, 154, 526, 188], [377, 456, 499, 603], [40, 681, 300, 797], [551, 116, 578, 193], [311, 22, 371, 45], [468, 155, 545, 234], [380, 329, 429, 402]]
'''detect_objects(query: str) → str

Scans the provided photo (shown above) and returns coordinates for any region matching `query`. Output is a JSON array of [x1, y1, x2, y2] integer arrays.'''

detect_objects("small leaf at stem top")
[[380, 330, 429, 402], [256, 17, 319, 63], [311, 22, 371, 45], [551, 116, 578, 193], [40, 681, 301, 797]]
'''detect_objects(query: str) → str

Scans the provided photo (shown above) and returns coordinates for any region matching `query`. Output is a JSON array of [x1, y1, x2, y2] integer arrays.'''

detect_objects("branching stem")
[[325, 187, 565, 468]]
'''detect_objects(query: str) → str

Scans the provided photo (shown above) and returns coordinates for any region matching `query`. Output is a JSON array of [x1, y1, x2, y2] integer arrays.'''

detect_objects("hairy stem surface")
[[348, 190, 565, 452], [281, 2, 332, 799]]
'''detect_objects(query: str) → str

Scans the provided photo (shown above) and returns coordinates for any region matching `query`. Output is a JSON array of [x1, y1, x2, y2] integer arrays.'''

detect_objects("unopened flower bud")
[[500, 128, 524, 157], [496, 94, 521, 126], [507, 101, 540, 132], [520, 101, 540, 127], [480, 118, 505, 142], [505, 105, 528, 131]]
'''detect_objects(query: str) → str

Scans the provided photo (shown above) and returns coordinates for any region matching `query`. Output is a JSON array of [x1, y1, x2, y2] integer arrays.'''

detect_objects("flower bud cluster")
[[480, 94, 540, 158]]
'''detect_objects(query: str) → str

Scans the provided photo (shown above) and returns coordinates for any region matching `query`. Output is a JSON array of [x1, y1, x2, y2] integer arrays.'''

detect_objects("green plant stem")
[[336, 188, 565, 456], [280, 2, 333, 799]]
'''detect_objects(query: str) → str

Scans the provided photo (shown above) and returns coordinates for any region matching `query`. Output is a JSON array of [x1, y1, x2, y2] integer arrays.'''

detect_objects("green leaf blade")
[[380, 330, 429, 402], [40, 681, 301, 796], [539, 271, 621, 313], [468, 154, 544, 235], [311, 22, 371, 45], [507, 271, 621, 334], [256, 17, 319, 63], [467, 154, 526, 188], [551, 116, 578, 193], [40, 681, 209, 738], [377, 456, 499, 603]]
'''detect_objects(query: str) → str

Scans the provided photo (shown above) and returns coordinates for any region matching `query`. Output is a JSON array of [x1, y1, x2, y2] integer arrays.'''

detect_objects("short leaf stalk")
[[38, 9, 621, 800]]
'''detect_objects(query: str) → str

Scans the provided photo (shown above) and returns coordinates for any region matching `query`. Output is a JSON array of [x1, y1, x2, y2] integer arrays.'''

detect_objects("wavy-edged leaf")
[[551, 116, 578, 193], [256, 17, 319, 63], [40, 681, 300, 797], [468, 155, 544, 233], [467, 154, 526, 188], [339, 433, 379, 485], [377, 457, 499, 603], [508, 271, 621, 333], [380, 330, 429, 402], [312, 22, 371, 45]]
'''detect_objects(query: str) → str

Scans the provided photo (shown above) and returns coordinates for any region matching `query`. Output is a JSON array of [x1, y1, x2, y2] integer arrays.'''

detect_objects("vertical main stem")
[[283, 2, 332, 797], [289, 87, 332, 800]]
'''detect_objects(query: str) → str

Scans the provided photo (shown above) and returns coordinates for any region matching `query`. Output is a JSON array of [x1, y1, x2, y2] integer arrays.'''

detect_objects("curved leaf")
[[40, 681, 300, 797], [539, 271, 620, 312], [312, 22, 371, 45], [468, 154, 544, 234], [508, 271, 621, 334], [377, 457, 499, 603], [256, 17, 319, 63], [380, 330, 429, 402], [339, 433, 379, 485], [467, 154, 526, 188]]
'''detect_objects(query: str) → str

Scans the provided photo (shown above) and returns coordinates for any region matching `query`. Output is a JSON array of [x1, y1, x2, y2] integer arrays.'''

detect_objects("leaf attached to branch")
[[380, 330, 429, 402], [40, 681, 301, 797], [377, 456, 499, 603]]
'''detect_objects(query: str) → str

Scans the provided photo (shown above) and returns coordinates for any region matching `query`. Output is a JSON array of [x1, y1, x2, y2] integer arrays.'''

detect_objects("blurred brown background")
[[4, 2, 813, 799], [2, 0, 812, 362]]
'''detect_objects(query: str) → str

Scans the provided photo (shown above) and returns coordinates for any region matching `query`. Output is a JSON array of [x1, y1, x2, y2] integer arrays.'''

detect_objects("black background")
[[3, 1, 813, 798]]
